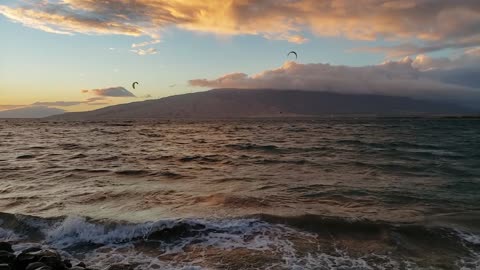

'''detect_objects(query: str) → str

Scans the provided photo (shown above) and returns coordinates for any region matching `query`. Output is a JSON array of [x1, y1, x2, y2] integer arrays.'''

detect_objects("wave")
[[1, 213, 478, 264], [178, 155, 221, 163], [16, 154, 36, 159], [226, 143, 280, 152], [114, 169, 150, 176]]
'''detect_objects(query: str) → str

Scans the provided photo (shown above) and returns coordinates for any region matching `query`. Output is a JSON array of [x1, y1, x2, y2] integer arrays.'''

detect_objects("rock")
[[0, 263, 11, 270], [0, 243, 13, 253], [38, 255, 65, 269], [29, 250, 60, 260], [0, 251, 15, 265], [21, 247, 42, 254], [76, 262, 86, 268], [14, 249, 62, 270], [63, 260, 72, 268], [106, 264, 134, 270], [25, 262, 48, 270], [14, 253, 38, 270]]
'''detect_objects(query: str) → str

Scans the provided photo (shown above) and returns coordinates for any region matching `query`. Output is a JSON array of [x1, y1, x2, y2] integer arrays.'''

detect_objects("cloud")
[[82, 87, 136, 97], [132, 39, 161, 48], [1, 0, 479, 50], [131, 47, 157, 56], [0, 105, 25, 111], [86, 96, 107, 102], [358, 40, 480, 58], [31, 97, 111, 107], [87, 102, 110, 106], [286, 35, 309, 44], [2, 88, 136, 115], [189, 53, 480, 109], [411, 47, 480, 71], [32, 101, 83, 107]]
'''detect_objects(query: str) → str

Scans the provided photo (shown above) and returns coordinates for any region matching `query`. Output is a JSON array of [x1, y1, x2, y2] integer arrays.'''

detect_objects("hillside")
[[51, 89, 471, 120]]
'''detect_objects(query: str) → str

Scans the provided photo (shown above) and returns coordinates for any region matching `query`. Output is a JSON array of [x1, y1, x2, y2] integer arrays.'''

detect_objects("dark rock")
[[63, 260, 72, 268], [38, 256, 65, 269], [76, 262, 86, 268], [36, 267, 52, 270], [25, 262, 48, 270], [29, 250, 60, 259], [14, 253, 38, 270], [0, 243, 13, 253], [107, 264, 134, 270], [0, 251, 15, 265], [15, 249, 62, 270], [21, 247, 42, 254], [0, 263, 11, 270]]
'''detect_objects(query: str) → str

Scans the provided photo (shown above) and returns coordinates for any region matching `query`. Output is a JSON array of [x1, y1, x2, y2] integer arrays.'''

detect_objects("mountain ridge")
[[49, 88, 472, 120]]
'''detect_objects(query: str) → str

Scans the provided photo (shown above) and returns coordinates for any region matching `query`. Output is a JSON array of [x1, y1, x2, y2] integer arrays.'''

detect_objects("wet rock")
[[25, 262, 49, 270], [6, 246, 96, 270], [0, 243, 13, 253], [63, 260, 72, 268], [106, 264, 134, 270], [38, 256, 64, 269], [0, 251, 15, 265], [14, 249, 62, 270], [30, 250, 60, 260], [14, 253, 37, 270], [20, 247, 42, 254]]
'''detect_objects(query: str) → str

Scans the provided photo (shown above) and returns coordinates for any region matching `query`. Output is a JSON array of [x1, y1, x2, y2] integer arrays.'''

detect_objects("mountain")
[[0, 106, 65, 118], [51, 89, 471, 120]]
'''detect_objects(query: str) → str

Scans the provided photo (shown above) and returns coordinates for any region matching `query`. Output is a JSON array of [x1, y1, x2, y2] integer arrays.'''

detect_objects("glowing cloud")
[[32, 101, 84, 107], [0, 105, 25, 111], [0, 0, 478, 51], [132, 39, 161, 48], [82, 87, 136, 97], [131, 47, 157, 56]]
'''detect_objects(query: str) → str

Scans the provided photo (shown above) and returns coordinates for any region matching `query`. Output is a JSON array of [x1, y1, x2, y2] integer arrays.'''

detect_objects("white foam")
[[45, 216, 164, 248], [3, 215, 452, 269], [458, 231, 480, 245], [82, 244, 205, 270]]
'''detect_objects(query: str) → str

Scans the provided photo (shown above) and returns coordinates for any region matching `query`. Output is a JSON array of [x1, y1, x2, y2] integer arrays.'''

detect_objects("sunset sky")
[[1, 0, 480, 113]]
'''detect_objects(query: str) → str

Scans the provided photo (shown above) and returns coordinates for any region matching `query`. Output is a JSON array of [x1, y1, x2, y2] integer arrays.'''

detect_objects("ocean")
[[1, 118, 479, 269]]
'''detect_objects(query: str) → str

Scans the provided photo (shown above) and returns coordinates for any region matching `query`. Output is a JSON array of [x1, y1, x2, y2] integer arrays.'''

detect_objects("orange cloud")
[[0, 0, 479, 50], [82, 87, 136, 97]]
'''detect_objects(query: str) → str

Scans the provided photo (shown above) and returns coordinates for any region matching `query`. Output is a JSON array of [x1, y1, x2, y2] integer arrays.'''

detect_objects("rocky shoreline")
[[0, 242, 132, 270]]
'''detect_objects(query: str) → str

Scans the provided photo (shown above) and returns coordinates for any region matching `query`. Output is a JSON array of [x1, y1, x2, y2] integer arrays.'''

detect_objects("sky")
[[1, 0, 480, 115]]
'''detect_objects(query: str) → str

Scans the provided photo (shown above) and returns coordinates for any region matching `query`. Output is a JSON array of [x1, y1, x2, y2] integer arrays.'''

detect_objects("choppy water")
[[1, 118, 480, 269]]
